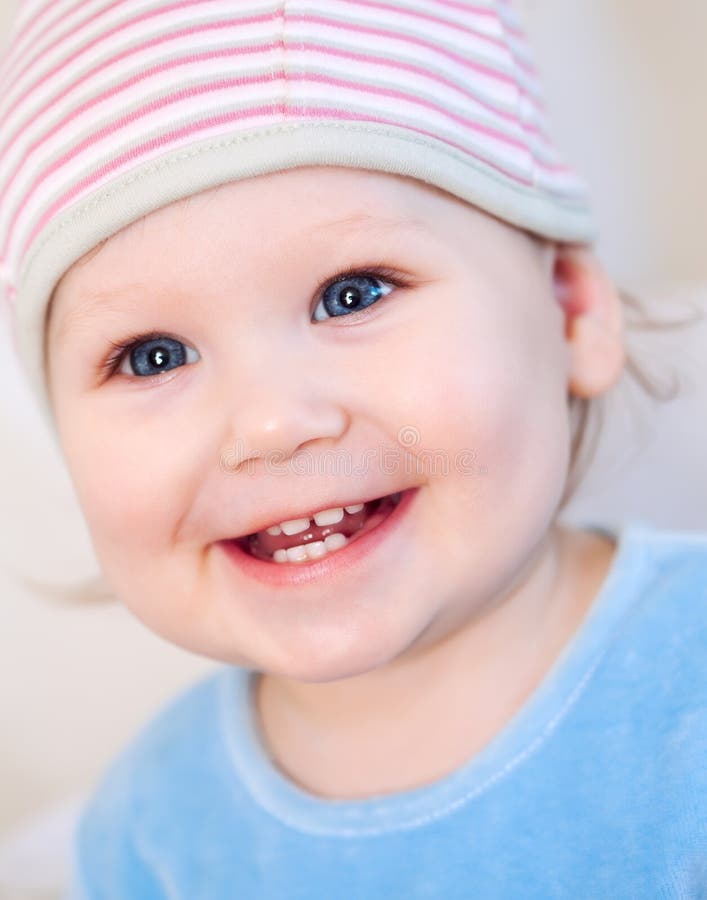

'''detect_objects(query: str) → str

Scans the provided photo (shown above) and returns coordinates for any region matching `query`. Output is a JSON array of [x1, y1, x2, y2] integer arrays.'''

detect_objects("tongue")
[[249, 501, 379, 556]]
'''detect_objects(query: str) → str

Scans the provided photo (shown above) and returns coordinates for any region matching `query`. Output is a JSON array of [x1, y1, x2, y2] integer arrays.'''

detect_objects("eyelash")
[[98, 264, 409, 380]]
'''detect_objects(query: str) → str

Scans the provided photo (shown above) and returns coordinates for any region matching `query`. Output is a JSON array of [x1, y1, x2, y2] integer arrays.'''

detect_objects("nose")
[[220, 374, 350, 475]]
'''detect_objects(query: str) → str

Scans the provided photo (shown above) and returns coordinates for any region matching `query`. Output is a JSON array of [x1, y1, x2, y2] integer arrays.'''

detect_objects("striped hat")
[[0, 0, 595, 437]]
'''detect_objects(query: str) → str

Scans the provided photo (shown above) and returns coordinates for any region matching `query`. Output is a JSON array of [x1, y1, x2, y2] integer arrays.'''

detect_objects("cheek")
[[57, 407, 186, 577], [383, 286, 571, 500], [58, 414, 211, 641]]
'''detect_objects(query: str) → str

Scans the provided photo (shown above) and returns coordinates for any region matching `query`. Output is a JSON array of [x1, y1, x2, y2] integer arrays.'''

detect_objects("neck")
[[253, 524, 615, 800]]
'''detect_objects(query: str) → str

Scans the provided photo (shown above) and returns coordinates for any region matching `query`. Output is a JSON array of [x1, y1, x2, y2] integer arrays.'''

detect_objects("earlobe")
[[552, 245, 626, 399]]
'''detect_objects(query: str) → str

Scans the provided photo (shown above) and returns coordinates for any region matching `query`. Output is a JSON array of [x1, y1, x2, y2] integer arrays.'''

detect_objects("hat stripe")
[[15, 102, 537, 266], [0, 4, 541, 125], [2, 57, 558, 224], [0, 20, 551, 154], [293, 3, 537, 84], [1, 1, 584, 278], [1, 5, 275, 119], [0, 35, 557, 200], [298, 0, 527, 56], [0, 50, 552, 183], [0, 0, 520, 91], [0, 0, 513, 86], [7, 68, 578, 267], [0, 0, 67, 77]]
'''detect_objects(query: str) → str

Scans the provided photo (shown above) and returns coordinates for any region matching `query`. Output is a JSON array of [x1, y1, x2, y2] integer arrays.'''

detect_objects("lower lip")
[[217, 487, 419, 588]]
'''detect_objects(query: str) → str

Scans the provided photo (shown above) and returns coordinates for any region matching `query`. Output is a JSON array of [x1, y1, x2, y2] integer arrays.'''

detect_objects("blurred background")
[[1, 0, 706, 896]]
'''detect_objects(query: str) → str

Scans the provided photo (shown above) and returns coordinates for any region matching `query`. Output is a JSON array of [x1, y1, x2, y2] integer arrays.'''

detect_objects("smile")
[[218, 487, 419, 586], [242, 491, 402, 564]]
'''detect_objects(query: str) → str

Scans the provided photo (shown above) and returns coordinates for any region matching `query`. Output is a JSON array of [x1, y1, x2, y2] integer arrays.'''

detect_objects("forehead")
[[46, 166, 537, 342], [91, 166, 445, 252], [66, 166, 482, 268], [49, 169, 439, 290]]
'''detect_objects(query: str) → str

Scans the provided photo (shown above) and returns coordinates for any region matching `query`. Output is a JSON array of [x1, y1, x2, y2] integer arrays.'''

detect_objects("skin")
[[46, 165, 625, 799]]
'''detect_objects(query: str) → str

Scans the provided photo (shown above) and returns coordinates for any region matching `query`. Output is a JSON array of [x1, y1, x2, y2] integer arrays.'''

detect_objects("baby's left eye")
[[312, 272, 395, 321]]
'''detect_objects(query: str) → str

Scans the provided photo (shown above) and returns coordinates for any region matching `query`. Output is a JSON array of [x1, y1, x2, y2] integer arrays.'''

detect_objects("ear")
[[552, 244, 626, 399]]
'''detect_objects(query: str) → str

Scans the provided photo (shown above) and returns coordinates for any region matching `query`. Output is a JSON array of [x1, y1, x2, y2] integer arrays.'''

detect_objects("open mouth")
[[233, 491, 403, 564]]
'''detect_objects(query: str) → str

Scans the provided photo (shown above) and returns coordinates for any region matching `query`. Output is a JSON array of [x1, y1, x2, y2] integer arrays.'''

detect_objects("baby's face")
[[46, 166, 575, 679]]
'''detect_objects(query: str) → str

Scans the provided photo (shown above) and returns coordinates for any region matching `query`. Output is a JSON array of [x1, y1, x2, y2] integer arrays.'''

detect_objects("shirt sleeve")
[[66, 838, 166, 900], [64, 757, 167, 900]]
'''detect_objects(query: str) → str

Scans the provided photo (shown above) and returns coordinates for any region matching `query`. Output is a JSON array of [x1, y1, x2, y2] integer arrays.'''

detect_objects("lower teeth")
[[273, 532, 348, 564]]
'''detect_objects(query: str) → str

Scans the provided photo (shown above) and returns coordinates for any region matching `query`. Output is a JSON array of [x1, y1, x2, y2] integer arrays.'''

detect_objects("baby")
[[1, 1, 705, 898]]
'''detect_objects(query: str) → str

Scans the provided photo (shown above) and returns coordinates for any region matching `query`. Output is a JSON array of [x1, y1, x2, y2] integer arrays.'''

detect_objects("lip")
[[217, 486, 420, 588]]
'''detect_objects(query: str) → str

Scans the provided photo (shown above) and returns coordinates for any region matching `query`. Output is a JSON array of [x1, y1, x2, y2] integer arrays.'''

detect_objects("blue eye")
[[102, 333, 200, 379], [122, 336, 199, 377], [312, 271, 395, 322]]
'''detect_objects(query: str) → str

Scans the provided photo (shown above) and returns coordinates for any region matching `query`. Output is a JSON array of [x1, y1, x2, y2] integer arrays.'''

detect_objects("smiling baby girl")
[[1, 1, 705, 897]]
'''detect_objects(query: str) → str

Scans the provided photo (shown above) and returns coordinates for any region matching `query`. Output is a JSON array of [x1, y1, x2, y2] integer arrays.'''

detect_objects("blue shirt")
[[67, 521, 707, 899]]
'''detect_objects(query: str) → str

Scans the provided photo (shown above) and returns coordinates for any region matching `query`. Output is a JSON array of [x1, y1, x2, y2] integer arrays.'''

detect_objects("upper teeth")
[[265, 503, 365, 536]]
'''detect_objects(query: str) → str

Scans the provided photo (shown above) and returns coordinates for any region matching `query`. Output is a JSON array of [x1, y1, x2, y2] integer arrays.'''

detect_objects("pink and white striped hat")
[[0, 0, 595, 434]]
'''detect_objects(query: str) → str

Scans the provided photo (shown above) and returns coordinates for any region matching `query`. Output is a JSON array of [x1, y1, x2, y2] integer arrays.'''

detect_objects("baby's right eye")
[[102, 332, 200, 380]]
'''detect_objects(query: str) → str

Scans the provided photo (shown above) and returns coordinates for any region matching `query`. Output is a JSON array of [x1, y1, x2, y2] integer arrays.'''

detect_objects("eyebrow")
[[54, 212, 431, 340], [321, 211, 431, 237]]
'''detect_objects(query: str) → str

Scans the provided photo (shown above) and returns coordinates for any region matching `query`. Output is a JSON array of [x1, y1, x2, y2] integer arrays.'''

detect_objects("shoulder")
[[598, 520, 707, 730], [620, 521, 707, 638], [574, 521, 707, 729], [82, 665, 228, 812], [631, 519, 707, 571], [609, 523, 707, 812], [70, 666, 230, 893]]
